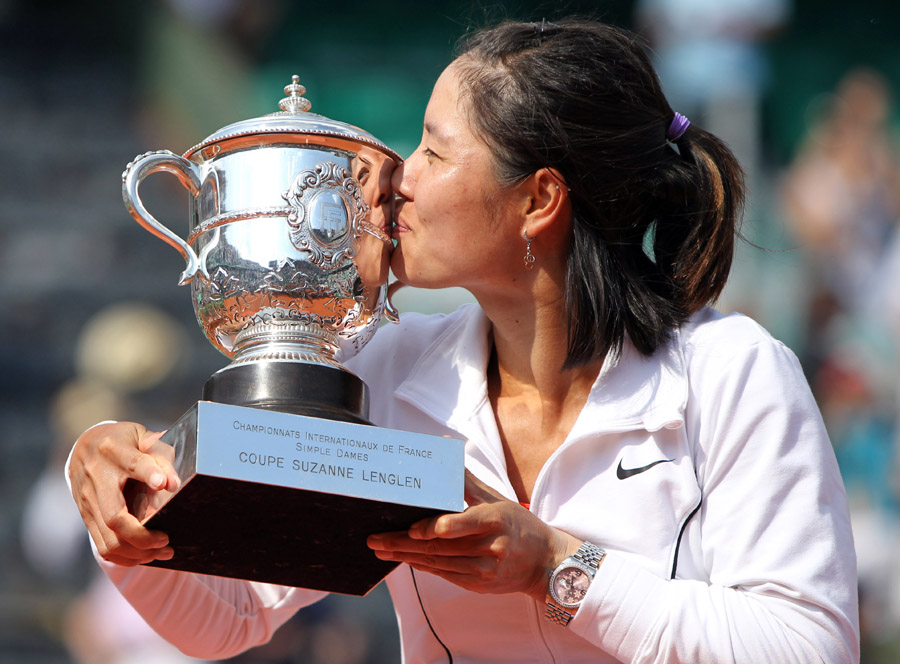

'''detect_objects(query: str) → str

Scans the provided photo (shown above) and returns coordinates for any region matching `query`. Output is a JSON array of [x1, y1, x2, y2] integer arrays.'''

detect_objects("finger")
[[92, 530, 175, 567], [78, 484, 171, 561], [372, 514, 494, 551], [409, 501, 513, 540], [137, 429, 166, 451], [95, 481, 170, 550], [72, 458, 156, 547], [100, 550, 174, 568], [84, 452, 172, 550], [90, 522, 174, 566], [369, 530, 483, 553], [410, 514, 480, 540], [463, 468, 505, 506], [368, 532, 494, 569], [139, 432, 181, 491], [374, 549, 491, 579], [406, 565, 497, 593], [96, 432, 172, 492]]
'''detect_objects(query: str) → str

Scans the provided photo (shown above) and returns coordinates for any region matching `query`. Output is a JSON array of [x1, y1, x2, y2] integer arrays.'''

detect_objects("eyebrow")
[[424, 120, 453, 146]]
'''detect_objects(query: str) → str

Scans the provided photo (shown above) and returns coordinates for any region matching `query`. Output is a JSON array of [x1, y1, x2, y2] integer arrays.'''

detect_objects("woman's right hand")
[[68, 422, 180, 566]]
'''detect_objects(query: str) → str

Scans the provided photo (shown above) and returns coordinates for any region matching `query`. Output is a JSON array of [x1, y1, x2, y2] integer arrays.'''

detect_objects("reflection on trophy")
[[121, 76, 463, 595]]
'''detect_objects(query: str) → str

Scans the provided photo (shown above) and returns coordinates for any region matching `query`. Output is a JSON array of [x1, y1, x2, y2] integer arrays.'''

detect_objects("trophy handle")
[[383, 280, 404, 323], [122, 150, 206, 285]]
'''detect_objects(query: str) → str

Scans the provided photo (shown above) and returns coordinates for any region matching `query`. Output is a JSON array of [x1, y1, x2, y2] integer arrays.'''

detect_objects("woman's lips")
[[391, 213, 410, 238], [392, 223, 409, 239], [392, 197, 411, 237]]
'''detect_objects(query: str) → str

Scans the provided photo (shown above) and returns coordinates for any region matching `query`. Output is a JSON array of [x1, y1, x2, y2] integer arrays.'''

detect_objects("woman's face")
[[351, 147, 395, 290], [391, 62, 524, 292]]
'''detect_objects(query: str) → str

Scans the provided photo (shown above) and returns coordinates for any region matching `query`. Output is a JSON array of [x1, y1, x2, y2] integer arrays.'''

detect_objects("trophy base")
[[202, 361, 370, 423], [140, 474, 441, 595], [132, 401, 464, 596]]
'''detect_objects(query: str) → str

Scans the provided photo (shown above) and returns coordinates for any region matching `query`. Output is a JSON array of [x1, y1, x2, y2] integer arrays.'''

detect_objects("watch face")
[[551, 566, 591, 607]]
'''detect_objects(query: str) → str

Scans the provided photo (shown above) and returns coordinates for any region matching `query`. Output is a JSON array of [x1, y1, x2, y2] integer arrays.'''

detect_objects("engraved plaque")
[[131, 401, 465, 595]]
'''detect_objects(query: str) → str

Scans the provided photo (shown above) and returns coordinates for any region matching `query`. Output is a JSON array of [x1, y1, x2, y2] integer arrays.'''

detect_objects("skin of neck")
[[475, 228, 604, 409]]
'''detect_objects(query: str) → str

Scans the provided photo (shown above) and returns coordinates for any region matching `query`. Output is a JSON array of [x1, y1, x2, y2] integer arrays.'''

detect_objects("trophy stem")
[[203, 361, 370, 424]]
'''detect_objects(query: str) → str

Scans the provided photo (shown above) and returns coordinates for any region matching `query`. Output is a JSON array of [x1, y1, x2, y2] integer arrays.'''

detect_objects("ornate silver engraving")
[[282, 162, 368, 269], [192, 252, 366, 356]]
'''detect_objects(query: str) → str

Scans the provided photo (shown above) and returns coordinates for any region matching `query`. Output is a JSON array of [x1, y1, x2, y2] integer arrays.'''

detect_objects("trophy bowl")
[[123, 76, 402, 422]]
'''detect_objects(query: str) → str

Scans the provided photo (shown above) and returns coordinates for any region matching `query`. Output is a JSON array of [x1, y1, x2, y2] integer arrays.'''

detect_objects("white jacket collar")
[[394, 305, 494, 432], [394, 304, 688, 436]]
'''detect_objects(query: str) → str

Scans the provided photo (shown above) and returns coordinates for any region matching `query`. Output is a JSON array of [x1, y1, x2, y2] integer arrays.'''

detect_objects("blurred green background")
[[2, 1, 900, 662]]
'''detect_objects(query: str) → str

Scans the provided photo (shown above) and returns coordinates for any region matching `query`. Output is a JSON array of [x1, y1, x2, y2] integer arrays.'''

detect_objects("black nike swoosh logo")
[[616, 458, 674, 479]]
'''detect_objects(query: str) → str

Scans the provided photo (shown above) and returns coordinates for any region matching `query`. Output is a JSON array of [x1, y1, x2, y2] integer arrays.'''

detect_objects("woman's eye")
[[423, 147, 438, 159], [356, 168, 370, 185]]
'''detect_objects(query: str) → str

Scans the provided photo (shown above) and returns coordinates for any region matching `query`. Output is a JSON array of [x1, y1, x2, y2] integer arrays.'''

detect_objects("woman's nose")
[[392, 155, 416, 198], [374, 161, 395, 207]]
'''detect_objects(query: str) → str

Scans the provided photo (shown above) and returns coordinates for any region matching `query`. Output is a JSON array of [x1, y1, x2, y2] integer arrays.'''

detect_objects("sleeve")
[[64, 433, 328, 660], [568, 336, 860, 663], [94, 558, 327, 660]]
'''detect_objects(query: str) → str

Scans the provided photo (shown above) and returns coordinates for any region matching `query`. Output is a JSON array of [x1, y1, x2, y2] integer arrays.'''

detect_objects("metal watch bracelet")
[[545, 541, 606, 627]]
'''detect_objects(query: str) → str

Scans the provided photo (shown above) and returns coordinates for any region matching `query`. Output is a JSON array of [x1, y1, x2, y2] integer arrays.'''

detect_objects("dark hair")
[[454, 19, 745, 367]]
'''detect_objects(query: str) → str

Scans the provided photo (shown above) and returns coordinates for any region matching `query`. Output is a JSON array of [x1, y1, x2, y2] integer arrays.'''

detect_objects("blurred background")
[[2, 0, 900, 662]]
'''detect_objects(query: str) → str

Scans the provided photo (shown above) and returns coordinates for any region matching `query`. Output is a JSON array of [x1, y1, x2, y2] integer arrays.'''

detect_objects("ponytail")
[[666, 127, 745, 315]]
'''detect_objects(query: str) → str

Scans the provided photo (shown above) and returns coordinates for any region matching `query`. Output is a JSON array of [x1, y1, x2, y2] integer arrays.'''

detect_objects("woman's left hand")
[[367, 470, 581, 601]]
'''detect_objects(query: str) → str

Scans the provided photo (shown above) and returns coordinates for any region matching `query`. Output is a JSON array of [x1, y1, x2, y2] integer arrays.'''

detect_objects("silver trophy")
[[121, 77, 463, 595]]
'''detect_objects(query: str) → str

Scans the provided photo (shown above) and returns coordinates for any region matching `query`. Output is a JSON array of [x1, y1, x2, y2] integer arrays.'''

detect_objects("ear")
[[519, 168, 570, 239]]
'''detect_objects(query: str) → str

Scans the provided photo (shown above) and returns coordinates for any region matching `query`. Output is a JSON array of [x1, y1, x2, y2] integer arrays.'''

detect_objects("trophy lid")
[[183, 75, 402, 163]]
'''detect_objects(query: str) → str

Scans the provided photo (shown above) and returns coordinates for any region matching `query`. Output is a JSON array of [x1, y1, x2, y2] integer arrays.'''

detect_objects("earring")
[[523, 229, 536, 270]]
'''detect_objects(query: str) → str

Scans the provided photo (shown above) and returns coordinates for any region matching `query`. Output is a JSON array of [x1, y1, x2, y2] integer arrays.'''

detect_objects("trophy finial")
[[279, 74, 312, 114]]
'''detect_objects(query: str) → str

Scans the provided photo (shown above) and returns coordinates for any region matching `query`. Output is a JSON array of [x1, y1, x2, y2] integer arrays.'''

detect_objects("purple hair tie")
[[666, 112, 690, 142]]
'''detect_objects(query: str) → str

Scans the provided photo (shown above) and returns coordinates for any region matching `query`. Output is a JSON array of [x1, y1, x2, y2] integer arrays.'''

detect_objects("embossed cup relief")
[[283, 161, 368, 269], [194, 257, 364, 356]]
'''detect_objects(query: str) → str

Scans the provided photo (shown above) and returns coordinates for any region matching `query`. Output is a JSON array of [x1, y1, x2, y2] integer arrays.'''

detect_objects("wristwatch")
[[545, 541, 606, 626]]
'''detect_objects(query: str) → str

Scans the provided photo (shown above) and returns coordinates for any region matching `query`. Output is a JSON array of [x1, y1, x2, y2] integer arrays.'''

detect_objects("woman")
[[68, 19, 859, 663]]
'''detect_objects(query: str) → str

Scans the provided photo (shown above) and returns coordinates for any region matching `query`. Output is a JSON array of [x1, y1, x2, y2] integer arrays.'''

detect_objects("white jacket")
[[92, 304, 860, 663]]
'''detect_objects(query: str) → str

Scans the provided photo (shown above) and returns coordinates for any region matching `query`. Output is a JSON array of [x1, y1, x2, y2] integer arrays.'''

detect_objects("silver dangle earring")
[[523, 229, 536, 270]]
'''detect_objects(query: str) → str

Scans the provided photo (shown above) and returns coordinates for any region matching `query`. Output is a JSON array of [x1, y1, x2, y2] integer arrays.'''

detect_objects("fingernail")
[[157, 547, 174, 560], [367, 535, 383, 549], [149, 472, 165, 489]]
